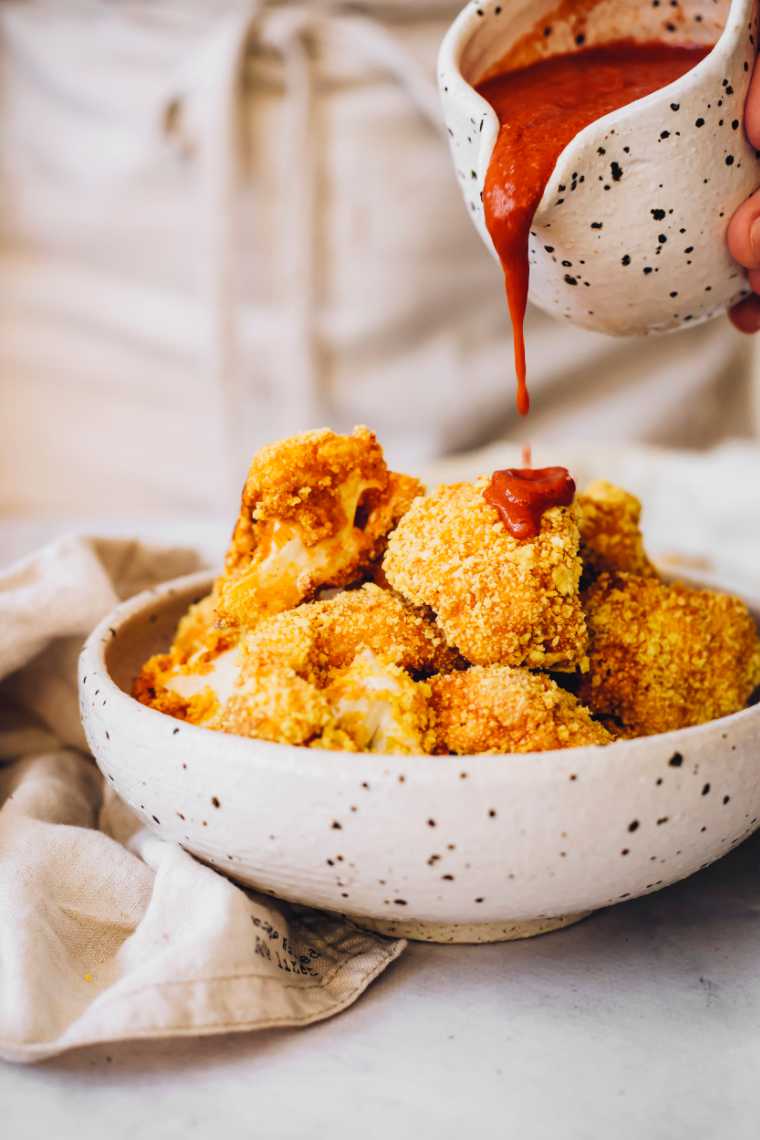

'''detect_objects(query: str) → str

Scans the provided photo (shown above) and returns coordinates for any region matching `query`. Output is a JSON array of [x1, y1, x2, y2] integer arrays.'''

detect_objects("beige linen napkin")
[[0, 536, 405, 1064]]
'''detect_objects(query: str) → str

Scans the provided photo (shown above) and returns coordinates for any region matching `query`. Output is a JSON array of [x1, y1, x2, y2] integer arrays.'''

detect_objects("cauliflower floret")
[[429, 665, 612, 754], [221, 585, 447, 750], [580, 572, 760, 736], [239, 582, 458, 683], [216, 426, 422, 628], [214, 665, 331, 746], [577, 480, 654, 581], [134, 580, 451, 747], [383, 479, 587, 670], [133, 593, 239, 726], [318, 650, 434, 754]]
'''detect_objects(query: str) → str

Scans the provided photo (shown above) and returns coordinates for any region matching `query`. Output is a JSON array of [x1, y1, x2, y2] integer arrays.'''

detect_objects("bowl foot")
[[352, 911, 592, 944]]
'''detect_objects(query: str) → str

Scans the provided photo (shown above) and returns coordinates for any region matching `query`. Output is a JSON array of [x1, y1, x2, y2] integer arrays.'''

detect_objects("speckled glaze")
[[439, 0, 759, 335], [79, 571, 760, 944]]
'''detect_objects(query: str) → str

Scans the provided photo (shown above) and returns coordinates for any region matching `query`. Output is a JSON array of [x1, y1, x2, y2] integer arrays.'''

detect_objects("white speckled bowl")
[[79, 571, 760, 943], [439, 0, 759, 335]]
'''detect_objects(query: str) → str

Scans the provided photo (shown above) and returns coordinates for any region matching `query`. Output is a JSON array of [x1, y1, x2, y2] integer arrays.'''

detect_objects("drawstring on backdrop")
[[163, 1, 444, 502]]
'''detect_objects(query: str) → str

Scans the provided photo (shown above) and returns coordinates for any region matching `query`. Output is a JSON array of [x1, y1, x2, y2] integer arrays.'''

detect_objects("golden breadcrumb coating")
[[429, 666, 612, 754], [133, 426, 760, 755], [580, 573, 760, 736], [317, 651, 434, 754], [240, 583, 458, 683], [223, 584, 451, 749], [170, 593, 220, 655], [577, 480, 654, 580], [133, 593, 239, 725], [134, 582, 451, 744], [214, 665, 331, 745], [132, 679, 221, 726], [215, 648, 433, 752], [216, 426, 423, 628], [382, 479, 588, 670]]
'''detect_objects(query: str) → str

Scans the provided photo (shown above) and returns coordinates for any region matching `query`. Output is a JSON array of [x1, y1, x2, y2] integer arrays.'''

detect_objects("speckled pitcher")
[[439, 0, 760, 335]]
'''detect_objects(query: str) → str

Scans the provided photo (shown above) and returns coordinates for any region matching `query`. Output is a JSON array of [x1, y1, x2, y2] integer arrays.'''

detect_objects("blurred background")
[[1, 0, 759, 565]]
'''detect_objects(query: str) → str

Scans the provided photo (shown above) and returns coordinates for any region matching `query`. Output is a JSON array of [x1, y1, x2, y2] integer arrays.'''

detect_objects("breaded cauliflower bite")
[[580, 573, 760, 736], [212, 585, 444, 750], [216, 426, 422, 628], [134, 582, 450, 746], [430, 666, 611, 754], [135, 425, 760, 756], [319, 651, 434, 754], [215, 665, 331, 746], [577, 480, 654, 580], [240, 583, 458, 683], [219, 647, 433, 753], [133, 593, 239, 725], [383, 479, 588, 670]]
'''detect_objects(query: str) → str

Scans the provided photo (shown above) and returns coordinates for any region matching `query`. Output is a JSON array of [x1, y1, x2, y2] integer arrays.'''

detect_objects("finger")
[[729, 292, 760, 333], [726, 188, 760, 268], [744, 53, 760, 150]]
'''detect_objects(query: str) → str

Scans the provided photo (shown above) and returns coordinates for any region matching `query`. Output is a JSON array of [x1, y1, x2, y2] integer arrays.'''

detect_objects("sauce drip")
[[484, 466, 576, 540], [477, 41, 710, 415]]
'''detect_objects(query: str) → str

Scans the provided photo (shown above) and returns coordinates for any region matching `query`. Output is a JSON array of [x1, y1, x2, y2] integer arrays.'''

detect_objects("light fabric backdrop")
[[0, 0, 757, 522]]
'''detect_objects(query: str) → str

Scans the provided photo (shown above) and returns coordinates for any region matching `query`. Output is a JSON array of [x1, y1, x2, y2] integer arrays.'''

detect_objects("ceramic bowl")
[[78, 570, 760, 943], [439, 0, 760, 336]]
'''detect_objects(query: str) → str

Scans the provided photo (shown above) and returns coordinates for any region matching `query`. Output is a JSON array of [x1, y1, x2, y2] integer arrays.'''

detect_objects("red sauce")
[[484, 466, 576, 540], [477, 41, 711, 415]]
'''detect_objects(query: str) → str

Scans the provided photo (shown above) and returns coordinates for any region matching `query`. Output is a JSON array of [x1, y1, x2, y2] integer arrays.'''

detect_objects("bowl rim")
[[438, 0, 750, 225], [79, 567, 760, 770]]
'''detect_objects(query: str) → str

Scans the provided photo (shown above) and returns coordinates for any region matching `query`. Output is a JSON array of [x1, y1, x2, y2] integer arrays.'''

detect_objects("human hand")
[[727, 59, 760, 331]]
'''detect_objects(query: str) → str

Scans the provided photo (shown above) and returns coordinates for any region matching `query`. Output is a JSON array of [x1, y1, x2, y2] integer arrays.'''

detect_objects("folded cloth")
[[0, 536, 405, 1064]]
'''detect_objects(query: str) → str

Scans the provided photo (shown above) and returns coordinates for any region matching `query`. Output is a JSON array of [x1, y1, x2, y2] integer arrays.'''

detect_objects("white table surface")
[[3, 830, 760, 1140]]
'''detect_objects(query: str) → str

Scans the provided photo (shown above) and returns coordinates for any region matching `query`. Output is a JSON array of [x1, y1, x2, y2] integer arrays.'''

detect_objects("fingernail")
[[750, 217, 760, 263]]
